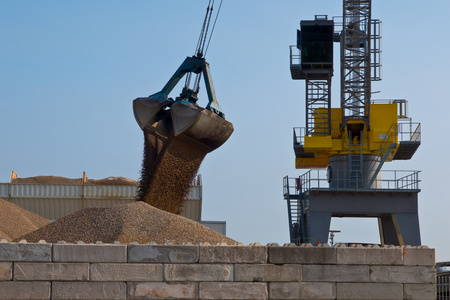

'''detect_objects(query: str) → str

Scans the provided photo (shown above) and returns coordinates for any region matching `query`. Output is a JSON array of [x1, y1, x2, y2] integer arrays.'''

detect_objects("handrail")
[[290, 45, 334, 68], [376, 122, 397, 157], [409, 123, 421, 142], [289, 45, 301, 67], [398, 121, 421, 142], [293, 127, 306, 146], [284, 170, 420, 194]]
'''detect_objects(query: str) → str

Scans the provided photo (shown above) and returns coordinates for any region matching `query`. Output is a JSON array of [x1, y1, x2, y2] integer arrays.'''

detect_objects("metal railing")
[[375, 122, 397, 157], [289, 45, 301, 67], [398, 121, 421, 142], [290, 45, 333, 69], [437, 269, 450, 300], [293, 120, 420, 147], [283, 176, 300, 197], [364, 122, 398, 187], [371, 99, 408, 117], [395, 171, 421, 190], [293, 127, 306, 147], [294, 125, 341, 146], [285, 169, 420, 193]]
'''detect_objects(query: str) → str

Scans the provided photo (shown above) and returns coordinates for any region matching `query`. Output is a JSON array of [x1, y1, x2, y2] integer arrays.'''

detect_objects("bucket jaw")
[[133, 97, 171, 130], [171, 102, 233, 152]]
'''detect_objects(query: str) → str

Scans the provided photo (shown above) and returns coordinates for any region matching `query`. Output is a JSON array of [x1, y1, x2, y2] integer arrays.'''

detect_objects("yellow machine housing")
[[296, 103, 398, 169]]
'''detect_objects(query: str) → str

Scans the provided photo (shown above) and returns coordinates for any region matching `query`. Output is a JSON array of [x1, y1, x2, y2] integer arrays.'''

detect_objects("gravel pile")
[[12, 176, 139, 186], [137, 128, 206, 214], [12, 176, 81, 185], [18, 201, 236, 245], [8, 117, 225, 244], [86, 177, 139, 186], [0, 198, 50, 241]]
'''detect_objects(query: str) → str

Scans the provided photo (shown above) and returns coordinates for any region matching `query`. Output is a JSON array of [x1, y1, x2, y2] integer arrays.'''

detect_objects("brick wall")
[[0, 240, 435, 299]]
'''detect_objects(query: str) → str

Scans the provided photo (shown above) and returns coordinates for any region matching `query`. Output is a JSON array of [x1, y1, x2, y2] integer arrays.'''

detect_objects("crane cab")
[[290, 15, 334, 80]]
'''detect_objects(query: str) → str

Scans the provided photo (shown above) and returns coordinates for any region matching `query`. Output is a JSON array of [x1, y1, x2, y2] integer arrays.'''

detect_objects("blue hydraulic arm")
[[133, 55, 227, 131], [150, 56, 225, 118]]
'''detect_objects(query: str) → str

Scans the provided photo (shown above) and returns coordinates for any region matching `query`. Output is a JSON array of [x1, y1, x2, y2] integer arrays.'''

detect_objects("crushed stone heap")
[[0, 198, 50, 241], [18, 201, 237, 245], [12, 175, 139, 186]]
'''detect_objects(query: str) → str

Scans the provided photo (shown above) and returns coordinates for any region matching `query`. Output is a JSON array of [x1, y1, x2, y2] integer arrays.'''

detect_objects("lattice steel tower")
[[341, 0, 371, 125]]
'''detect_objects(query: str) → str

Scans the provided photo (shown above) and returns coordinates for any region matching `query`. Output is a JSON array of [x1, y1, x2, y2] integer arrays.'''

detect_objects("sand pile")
[[12, 176, 139, 186], [137, 128, 206, 214], [0, 198, 50, 241], [19, 201, 236, 245]]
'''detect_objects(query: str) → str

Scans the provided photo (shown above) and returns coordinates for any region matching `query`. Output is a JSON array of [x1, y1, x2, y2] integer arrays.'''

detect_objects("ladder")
[[348, 130, 364, 188]]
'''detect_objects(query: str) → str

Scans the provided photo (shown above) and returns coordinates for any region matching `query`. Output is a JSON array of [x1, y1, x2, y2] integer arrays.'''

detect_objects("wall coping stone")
[[0, 241, 52, 262]]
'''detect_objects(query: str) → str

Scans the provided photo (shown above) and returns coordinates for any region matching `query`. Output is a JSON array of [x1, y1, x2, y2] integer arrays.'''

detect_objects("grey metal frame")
[[283, 171, 421, 245]]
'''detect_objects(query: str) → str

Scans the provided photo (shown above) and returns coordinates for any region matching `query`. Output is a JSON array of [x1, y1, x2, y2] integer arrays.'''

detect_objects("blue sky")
[[1, 1, 450, 261]]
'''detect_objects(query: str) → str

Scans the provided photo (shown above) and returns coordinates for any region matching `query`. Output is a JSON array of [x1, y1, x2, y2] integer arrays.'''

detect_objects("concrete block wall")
[[0, 240, 435, 300]]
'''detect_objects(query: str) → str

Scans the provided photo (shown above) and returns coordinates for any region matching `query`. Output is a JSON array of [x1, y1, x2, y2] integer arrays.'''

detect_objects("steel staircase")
[[284, 176, 308, 245]]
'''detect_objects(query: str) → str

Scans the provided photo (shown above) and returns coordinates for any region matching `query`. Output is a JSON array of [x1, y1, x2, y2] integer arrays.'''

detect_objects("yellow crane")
[[284, 0, 422, 246]]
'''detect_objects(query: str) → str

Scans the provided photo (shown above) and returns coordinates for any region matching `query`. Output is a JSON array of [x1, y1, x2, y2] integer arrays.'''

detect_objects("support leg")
[[378, 214, 421, 246], [394, 213, 421, 246], [307, 212, 332, 245], [378, 215, 400, 245]]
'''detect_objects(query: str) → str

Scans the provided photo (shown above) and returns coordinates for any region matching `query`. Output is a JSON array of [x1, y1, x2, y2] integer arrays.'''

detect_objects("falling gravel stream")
[[136, 127, 207, 214]]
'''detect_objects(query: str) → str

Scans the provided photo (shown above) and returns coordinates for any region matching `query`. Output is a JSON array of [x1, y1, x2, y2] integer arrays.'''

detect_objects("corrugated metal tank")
[[0, 175, 202, 221]]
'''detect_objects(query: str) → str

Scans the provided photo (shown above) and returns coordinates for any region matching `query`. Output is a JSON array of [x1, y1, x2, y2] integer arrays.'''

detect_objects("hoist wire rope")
[[193, 0, 212, 92], [204, 0, 223, 57], [197, 0, 223, 92], [186, 0, 224, 93], [188, 0, 212, 90], [195, 0, 213, 58], [199, 0, 214, 57]]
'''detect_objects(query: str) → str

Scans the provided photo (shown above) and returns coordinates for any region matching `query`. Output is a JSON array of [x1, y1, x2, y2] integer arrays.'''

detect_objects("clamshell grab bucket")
[[133, 98, 233, 153], [133, 56, 233, 154]]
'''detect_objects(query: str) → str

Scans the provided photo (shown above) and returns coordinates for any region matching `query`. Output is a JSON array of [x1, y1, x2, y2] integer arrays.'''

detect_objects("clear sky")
[[1, 1, 449, 261]]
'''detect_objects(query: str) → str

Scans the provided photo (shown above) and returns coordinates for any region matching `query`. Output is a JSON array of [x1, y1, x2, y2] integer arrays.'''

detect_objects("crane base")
[[298, 189, 421, 246]]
